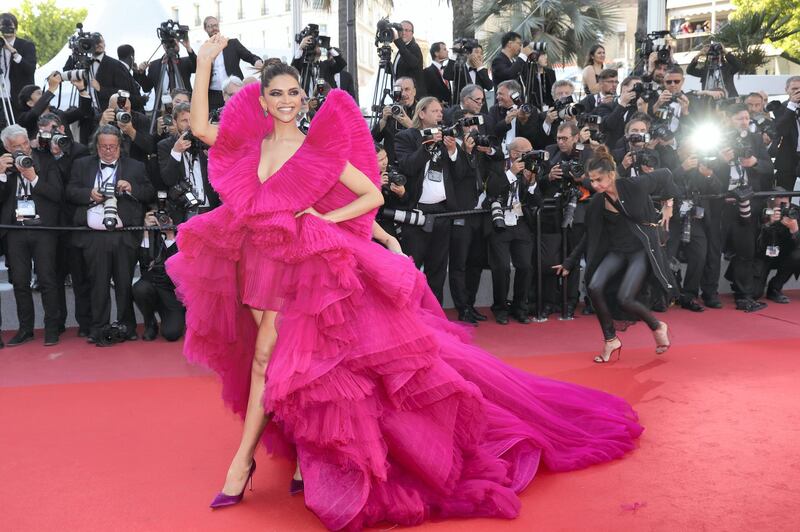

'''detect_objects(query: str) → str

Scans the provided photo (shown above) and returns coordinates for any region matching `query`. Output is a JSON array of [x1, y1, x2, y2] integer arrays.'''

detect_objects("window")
[[261, 0, 268, 16], [237, 0, 243, 19], [194, 3, 200, 27], [172, 7, 179, 21], [285, 0, 291, 12], [216, 0, 223, 23], [311, 0, 325, 9]]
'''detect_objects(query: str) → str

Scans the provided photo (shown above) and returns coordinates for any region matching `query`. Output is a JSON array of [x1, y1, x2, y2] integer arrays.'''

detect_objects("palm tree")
[[709, 11, 800, 74], [471, 0, 621, 65]]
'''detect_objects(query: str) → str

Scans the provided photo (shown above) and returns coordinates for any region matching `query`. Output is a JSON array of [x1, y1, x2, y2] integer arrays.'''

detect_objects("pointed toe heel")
[[594, 338, 622, 364], [289, 478, 304, 496], [209, 459, 256, 509]]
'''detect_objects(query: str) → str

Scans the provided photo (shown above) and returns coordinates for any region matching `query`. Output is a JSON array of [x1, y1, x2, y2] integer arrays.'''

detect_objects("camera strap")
[[182, 153, 207, 205], [16, 178, 32, 200], [94, 164, 118, 190]]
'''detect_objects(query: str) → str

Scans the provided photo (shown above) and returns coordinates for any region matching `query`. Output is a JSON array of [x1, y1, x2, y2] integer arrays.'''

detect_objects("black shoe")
[[0, 336, 4, 348], [44, 330, 60, 346], [78, 327, 90, 338], [581, 304, 595, 315], [58, 324, 66, 334], [469, 307, 487, 321], [735, 298, 767, 313], [766, 289, 790, 304], [142, 322, 159, 341], [564, 304, 576, 319], [457, 310, 478, 326], [86, 335, 97, 344], [702, 295, 722, 309], [512, 312, 532, 324], [126, 331, 139, 341], [7, 330, 34, 347], [494, 311, 509, 325], [680, 297, 705, 312]]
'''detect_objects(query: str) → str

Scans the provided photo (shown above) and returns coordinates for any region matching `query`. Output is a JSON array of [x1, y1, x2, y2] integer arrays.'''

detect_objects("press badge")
[[511, 200, 523, 217], [766, 245, 780, 258], [15, 199, 36, 220], [504, 210, 518, 226], [426, 169, 443, 182]]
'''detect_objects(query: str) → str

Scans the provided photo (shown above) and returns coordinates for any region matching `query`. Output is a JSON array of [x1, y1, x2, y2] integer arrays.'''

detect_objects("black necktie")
[[101, 163, 116, 169]]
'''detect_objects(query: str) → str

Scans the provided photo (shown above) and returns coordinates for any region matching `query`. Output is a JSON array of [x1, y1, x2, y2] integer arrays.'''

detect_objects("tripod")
[[148, 47, 185, 135], [0, 58, 15, 128], [450, 52, 470, 104], [369, 44, 394, 128], [298, 49, 321, 98], [704, 60, 725, 96], [524, 60, 546, 110]]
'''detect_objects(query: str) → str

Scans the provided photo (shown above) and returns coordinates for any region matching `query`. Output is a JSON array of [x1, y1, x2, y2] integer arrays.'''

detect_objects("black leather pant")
[[588, 249, 661, 341]]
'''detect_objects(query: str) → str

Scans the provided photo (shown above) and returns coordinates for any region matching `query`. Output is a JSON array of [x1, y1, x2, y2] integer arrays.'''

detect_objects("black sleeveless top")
[[603, 208, 642, 253]]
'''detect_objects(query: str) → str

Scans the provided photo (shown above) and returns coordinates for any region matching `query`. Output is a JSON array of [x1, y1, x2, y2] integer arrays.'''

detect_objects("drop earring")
[[263, 108, 268, 117]]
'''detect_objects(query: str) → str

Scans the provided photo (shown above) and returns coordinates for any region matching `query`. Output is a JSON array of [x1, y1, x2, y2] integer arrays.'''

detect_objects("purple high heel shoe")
[[289, 478, 304, 496], [209, 460, 256, 509]]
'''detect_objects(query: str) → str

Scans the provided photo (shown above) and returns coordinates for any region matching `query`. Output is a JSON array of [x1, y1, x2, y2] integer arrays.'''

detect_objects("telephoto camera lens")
[[63, 69, 86, 82], [490, 200, 506, 230], [52, 133, 70, 148], [13, 151, 34, 169], [381, 208, 427, 226], [100, 182, 119, 230]]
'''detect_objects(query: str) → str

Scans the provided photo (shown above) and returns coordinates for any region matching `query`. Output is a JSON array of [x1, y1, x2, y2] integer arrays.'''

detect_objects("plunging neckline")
[[258, 135, 308, 185]]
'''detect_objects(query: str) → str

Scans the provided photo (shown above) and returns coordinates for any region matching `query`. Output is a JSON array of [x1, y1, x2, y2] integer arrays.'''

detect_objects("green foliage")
[[11, 0, 87, 67], [711, 10, 800, 73], [472, 0, 621, 65], [733, 0, 800, 58]]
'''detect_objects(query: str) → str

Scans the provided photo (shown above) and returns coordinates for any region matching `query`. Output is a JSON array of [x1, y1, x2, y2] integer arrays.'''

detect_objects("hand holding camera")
[[116, 179, 132, 194], [505, 107, 520, 124], [442, 134, 457, 156], [510, 158, 526, 176], [90, 188, 105, 203], [173, 132, 191, 153], [548, 162, 563, 181], [47, 72, 62, 92], [0, 152, 14, 173], [621, 151, 634, 170]]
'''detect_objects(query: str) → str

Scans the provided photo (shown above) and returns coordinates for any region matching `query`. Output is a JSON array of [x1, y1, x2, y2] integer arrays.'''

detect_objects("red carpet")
[[2, 293, 800, 531]]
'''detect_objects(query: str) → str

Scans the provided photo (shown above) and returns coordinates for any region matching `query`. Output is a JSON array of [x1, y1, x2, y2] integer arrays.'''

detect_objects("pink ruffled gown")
[[166, 85, 643, 531]]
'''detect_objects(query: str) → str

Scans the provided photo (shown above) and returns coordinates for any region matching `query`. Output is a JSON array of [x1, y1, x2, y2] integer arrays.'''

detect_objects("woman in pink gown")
[[167, 57, 643, 531]]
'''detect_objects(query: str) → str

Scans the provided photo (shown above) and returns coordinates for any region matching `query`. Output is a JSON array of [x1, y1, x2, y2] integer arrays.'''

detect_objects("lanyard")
[[16, 177, 32, 199], [95, 163, 118, 190]]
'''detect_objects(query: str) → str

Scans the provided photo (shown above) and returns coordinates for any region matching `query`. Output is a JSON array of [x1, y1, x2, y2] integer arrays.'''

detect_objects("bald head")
[[509, 137, 532, 153]]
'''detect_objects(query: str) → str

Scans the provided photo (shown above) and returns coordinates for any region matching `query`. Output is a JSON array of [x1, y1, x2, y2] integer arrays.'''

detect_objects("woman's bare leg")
[[220, 309, 277, 495]]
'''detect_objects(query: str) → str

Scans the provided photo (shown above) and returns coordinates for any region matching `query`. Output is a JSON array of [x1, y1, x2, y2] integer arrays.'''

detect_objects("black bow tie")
[[101, 162, 116, 169], [93, 57, 101, 63], [469, 67, 477, 73]]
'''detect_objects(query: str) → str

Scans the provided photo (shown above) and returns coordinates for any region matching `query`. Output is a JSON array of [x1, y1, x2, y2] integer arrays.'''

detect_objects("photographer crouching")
[[157, 102, 219, 223], [485, 137, 542, 324], [133, 206, 184, 341], [395, 96, 472, 303], [754, 192, 800, 304], [66, 125, 155, 343]]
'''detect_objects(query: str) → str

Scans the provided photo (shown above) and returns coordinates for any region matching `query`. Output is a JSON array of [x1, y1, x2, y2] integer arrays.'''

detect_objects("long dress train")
[[166, 85, 643, 531]]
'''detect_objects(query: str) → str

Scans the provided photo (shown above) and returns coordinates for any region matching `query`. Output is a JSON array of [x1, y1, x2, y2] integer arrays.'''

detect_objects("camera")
[[381, 208, 427, 227], [295, 23, 331, 54], [631, 81, 659, 103], [62, 69, 87, 82], [750, 117, 776, 139], [157, 19, 189, 46], [559, 159, 585, 180], [707, 42, 724, 60], [386, 166, 407, 187], [96, 322, 129, 347], [12, 151, 34, 169], [375, 19, 403, 45], [554, 96, 584, 120], [577, 114, 605, 143], [637, 30, 670, 63], [0, 17, 15, 35], [627, 133, 651, 144], [162, 115, 174, 127], [155, 190, 171, 225], [452, 37, 480, 55], [765, 204, 800, 220], [525, 41, 547, 62], [725, 130, 754, 159], [468, 130, 496, 148], [99, 181, 119, 230], [440, 115, 484, 139], [68, 23, 101, 57], [510, 91, 533, 114], [490, 200, 506, 230], [183, 129, 209, 154], [631, 148, 660, 171], [421, 127, 440, 142], [651, 122, 674, 141], [208, 107, 223, 124], [113, 90, 132, 124], [168, 179, 200, 211], [519, 150, 549, 172], [37, 129, 70, 150]]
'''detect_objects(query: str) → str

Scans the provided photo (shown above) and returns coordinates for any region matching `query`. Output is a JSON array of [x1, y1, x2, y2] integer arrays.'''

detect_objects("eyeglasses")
[[98, 144, 120, 151], [664, 79, 682, 85], [556, 136, 571, 142], [468, 96, 484, 104]]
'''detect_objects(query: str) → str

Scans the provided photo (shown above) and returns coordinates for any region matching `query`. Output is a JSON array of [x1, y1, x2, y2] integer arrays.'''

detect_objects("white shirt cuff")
[[0, 173, 7, 183], [12, 53, 22, 63], [449, 149, 458, 162], [543, 122, 552, 135], [170, 150, 182, 161], [505, 169, 518, 184], [29, 176, 39, 188], [518, 52, 528, 62], [164, 238, 176, 248], [329, 48, 339, 57], [527, 183, 537, 194], [294, 48, 303, 60], [788, 102, 799, 112], [488, 147, 496, 156]]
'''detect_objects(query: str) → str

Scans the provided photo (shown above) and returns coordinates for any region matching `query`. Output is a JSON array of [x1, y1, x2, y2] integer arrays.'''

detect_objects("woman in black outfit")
[[555, 146, 678, 363]]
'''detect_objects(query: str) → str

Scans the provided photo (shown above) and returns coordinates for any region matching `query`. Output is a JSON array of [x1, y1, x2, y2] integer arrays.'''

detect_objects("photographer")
[[443, 40, 492, 108], [394, 96, 472, 303], [202, 16, 263, 111], [615, 113, 679, 177], [540, 122, 593, 316], [755, 192, 800, 304], [601, 76, 650, 148], [706, 103, 773, 312], [66, 125, 155, 343], [687, 43, 741, 97], [157, 102, 220, 222], [488, 80, 541, 152], [0, 124, 62, 347], [423, 42, 452, 106], [99, 91, 156, 163], [536, 80, 577, 148], [375, 143, 407, 238], [153, 88, 190, 141], [744, 92, 775, 148], [37, 113, 92, 336], [650, 65, 693, 137], [666, 143, 723, 312], [391, 21, 426, 98], [291, 31, 346, 95], [444, 90, 502, 324], [771, 76, 800, 191], [579, 69, 618, 113], [116, 44, 146, 108], [490, 32, 533, 92], [133, 210, 184, 341], [17, 74, 92, 140], [63, 33, 143, 113], [0, 13, 36, 120], [371, 76, 416, 164], [485, 137, 541, 324], [134, 35, 196, 99]]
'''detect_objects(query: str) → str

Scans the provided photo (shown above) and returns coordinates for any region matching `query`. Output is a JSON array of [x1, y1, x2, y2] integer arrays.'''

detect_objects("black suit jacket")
[[687, 53, 741, 97], [772, 104, 800, 190], [220, 39, 261, 80], [423, 63, 452, 105], [526, 67, 556, 109], [394, 127, 472, 210], [371, 104, 415, 165], [336, 70, 357, 101], [157, 135, 220, 220], [490, 53, 525, 92], [487, 104, 541, 149], [135, 52, 197, 95], [66, 155, 155, 248], [291, 54, 347, 90], [63, 54, 143, 111], [393, 38, 426, 97], [4, 37, 36, 113], [0, 151, 62, 235], [443, 61, 493, 106]]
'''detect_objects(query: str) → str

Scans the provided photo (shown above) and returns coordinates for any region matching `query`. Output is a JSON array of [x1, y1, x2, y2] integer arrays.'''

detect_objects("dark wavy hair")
[[584, 45, 605, 67], [259, 58, 301, 90]]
